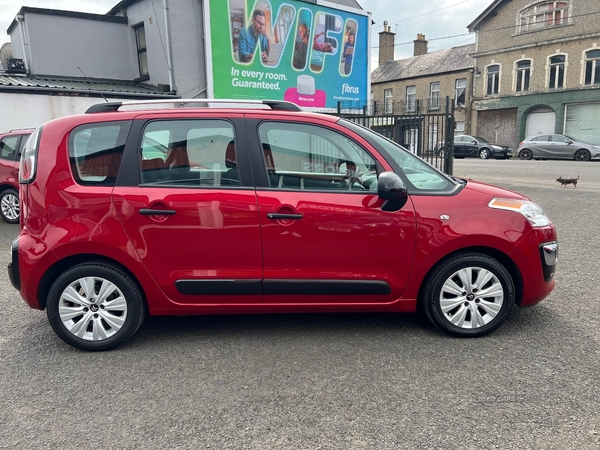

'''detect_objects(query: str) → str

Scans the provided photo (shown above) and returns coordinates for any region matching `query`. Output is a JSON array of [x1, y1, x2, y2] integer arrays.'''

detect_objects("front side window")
[[406, 85, 416, 112], [134, 24, 148, 78], [584, 49, 600, 85], [429, 82, 440, 110], [258, 122, 378, 192], [516, 60, 531, 92], [519, 1, 570, 32], [549, 55, 565, 89], [384, 88, 393, 114], [69, 122, 131, 185], [140, 120, 236, 187], [486, 65, 500, 95], [455, 78, 466, 106]]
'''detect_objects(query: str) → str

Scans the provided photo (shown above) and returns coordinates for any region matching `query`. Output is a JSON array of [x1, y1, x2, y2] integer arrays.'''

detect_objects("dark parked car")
[[0, 128, 34, 223], [517, 134, 600, 161], [449, 135, 513, 159], [8, 100, 557, 350]]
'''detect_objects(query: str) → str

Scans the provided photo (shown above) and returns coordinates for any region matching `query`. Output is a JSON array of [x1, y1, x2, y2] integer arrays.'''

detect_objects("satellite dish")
[[0, 43, 12, 70]]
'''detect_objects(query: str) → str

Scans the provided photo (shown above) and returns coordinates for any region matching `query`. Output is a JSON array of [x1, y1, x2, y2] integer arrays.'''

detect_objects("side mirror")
[[377, 171, 408, 211]]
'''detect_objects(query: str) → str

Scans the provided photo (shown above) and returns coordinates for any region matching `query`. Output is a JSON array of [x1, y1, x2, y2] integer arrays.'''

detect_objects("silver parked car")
[[517, 134, 600, 161]]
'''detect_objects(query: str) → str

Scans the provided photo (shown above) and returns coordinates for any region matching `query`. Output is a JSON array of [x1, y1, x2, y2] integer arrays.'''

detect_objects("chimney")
[[378, 21, 395, 66], [413, 33, 428, 56]]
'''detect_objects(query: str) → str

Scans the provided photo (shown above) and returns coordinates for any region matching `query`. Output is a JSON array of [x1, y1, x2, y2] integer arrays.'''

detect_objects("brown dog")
[[556, 175, 579, 188]]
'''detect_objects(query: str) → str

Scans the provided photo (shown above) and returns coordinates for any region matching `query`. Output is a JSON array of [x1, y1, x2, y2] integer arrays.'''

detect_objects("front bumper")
[[540, 241, 558, 282]]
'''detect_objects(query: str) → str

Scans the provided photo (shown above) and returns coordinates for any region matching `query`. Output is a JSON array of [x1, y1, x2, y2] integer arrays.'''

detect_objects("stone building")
[[468, 0, 600, 147]]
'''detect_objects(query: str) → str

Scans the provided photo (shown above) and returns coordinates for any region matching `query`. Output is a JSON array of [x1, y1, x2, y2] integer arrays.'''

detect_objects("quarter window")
[[258, 122, 378, 192], [406, 85, 416, 112], [549, 55, 565, 89], [519, 1, 569, 32], [584, 49, 600, 85], [516, 60, 531, 92], [486, 65, 500, 95]]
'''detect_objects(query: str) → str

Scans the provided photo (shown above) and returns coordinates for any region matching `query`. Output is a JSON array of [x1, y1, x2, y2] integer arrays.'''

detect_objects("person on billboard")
[[312, 31, 334, 53], [293, 23, 310, 69], [342, 30, 355, 75], [238, 9, 270, 63]]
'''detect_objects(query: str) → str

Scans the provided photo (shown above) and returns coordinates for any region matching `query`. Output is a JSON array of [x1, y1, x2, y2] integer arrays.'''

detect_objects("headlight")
[[488, 198, 552, 227], [594, 146, 600, 151]]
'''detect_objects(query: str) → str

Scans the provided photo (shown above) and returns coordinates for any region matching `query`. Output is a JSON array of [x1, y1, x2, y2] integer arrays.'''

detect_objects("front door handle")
[[267, 213, 303, 220], [140, 209, 176, 216]]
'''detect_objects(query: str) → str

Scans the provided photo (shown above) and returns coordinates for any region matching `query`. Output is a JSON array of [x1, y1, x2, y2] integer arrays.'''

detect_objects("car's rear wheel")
[[423, 253, 514, 337], [0, 188, 20, 224], [519, 149, 533, 160], [479, 148, 490, 159], [574, 149, 591, 161], [47, 263, 146, 351]]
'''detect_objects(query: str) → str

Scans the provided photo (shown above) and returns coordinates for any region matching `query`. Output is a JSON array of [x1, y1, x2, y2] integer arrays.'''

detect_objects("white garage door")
[[525, 108, 555, 138], [565, 102, 600, 145]]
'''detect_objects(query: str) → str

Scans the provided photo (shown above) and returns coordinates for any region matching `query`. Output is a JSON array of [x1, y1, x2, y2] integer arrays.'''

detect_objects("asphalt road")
[[0, 158, 598, 449]]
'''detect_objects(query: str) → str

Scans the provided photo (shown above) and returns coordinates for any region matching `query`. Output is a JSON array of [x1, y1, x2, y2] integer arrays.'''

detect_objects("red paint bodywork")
[[13, 108, 557, 316]]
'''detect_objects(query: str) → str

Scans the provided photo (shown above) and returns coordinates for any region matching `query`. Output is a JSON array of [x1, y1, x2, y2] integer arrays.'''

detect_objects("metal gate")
[[332, 97, 456, 175]]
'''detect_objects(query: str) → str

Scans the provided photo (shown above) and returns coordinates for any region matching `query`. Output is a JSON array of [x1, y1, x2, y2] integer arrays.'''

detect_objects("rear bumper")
[[7, 238, 20, 291]]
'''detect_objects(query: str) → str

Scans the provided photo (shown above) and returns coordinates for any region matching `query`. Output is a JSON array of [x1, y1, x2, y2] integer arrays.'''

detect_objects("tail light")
[[518, 142, 523, 147], [20, 127, 41, 184]]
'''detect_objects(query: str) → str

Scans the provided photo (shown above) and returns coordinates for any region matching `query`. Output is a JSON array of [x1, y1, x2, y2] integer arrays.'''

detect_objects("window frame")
[[583, 48, 600, 86], [455, 78, 467, 107], [383, 88, 394, 114], [485, 64, 500, 96], [406, 85, 416, 112], [518, 1, 571, 33], [133, 23, 149, 81], [429, 82, 440, 110], [548, 54, 566, 89], [515, 59, 532, 92]]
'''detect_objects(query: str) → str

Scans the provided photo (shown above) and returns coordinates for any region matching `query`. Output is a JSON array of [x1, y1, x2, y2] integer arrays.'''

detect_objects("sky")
[[0, 0, 493, 69]]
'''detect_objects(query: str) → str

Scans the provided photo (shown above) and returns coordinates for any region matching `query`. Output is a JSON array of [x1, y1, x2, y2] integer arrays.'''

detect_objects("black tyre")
[[479, 148, 490, 159], [423, 253, 514, 337], [574, 149, 591, 161], [519, 149, 533, 160], [0, 188, 20, 224], [46, 263, 146, 351]]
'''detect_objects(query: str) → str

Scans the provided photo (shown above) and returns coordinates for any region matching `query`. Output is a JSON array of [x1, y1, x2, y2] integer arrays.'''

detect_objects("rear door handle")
[[267, 213, 303, 220], [140, 209, 176, 216]]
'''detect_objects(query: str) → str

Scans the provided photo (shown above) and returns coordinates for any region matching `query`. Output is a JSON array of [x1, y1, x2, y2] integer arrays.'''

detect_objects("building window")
[[384, 89, 393, 114], [516, 60, 531, 92], [584, 49, 600, 85], [486, 65, 500, 95], [549, 55, 565, 89], [519, 1, 570, 32], [134, 24, 149, 78], [455, 78, 466, 106], [455, 121, 465, 136], [429, 82, 440, 110], [406, 86, 416, 112]]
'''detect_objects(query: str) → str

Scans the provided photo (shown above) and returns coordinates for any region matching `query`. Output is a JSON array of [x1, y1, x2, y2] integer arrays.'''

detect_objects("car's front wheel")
[[479, 148, 490, 159], [0, 188, 20, 224], [519, 149, 533, 160], [574, 149, 591, 161], [423, 253, 514, 337], [46, 263, 146, 351]]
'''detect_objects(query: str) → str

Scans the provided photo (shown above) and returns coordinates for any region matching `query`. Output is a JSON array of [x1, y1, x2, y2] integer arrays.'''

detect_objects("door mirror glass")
[[378, 172, 408, 211]]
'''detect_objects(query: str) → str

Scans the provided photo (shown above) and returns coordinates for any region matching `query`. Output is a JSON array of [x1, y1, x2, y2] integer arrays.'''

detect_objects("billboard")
[[205, 0, 371, 110]]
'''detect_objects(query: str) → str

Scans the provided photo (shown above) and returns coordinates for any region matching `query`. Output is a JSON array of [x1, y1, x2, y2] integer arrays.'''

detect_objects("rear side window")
[[69, 122, 131, 185], [139, 120, 236, 187], [0, 136, 19, 161]]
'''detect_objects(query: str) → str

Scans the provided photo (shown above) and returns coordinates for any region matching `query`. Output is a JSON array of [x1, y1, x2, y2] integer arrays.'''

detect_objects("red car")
[[0, 128, 34, 223], [8, 100, 558, 351]]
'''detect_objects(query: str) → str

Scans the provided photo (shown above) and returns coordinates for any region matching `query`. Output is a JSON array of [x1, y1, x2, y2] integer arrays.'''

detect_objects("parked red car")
[[8, 100, 558, 351], [0, 128, 34, 223]]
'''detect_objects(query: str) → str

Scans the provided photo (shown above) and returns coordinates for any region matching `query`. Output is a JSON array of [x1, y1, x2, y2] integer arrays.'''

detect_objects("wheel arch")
[[417, 246, 524, 311], [37, 254, 149, 311]]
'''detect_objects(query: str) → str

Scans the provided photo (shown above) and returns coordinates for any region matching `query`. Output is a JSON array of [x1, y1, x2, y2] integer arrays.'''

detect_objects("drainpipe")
[[163, 0, 176, 92], [16, 15, 29, 73]]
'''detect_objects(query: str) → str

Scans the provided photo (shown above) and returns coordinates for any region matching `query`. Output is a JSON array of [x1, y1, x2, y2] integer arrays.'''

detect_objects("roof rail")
[[9, 128, 35, 132], [85, 99, 302, 114]]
